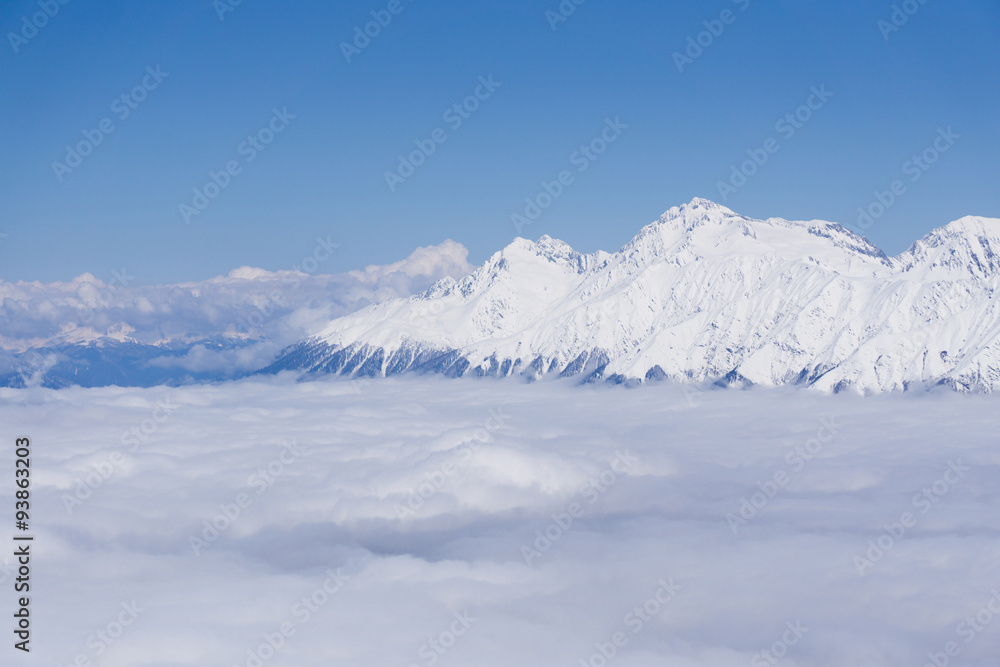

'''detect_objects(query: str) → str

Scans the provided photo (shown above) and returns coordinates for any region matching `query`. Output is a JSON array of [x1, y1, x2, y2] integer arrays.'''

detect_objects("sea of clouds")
[[2, 376, 998, 666]]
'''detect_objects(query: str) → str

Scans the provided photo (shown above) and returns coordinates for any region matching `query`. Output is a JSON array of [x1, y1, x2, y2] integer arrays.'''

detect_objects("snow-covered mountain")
[[263, 199, 1000, 393]]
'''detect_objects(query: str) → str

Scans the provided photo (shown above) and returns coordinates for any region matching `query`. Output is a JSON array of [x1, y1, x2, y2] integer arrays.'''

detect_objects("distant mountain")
[[263, 199, 1000, 393], [0, 338, 261, 389]]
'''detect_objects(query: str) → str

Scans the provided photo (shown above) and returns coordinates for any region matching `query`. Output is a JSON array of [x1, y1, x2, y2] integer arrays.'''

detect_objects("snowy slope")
[[265, 199, 1000, 393]]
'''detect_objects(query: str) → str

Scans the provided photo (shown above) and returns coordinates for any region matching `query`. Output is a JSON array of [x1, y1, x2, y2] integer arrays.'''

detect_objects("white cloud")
[[5, 378, 998, 666], [346, 239, 475, 287], [146, 342, 283, 373], [0, 240, 475, 353]]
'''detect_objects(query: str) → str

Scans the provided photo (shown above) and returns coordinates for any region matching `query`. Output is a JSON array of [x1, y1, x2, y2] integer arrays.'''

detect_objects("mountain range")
[[263, 198, 1000, 393]]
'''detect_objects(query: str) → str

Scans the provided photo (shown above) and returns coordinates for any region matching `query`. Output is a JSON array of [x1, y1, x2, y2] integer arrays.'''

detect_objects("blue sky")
[[2, 0, 998, 285]]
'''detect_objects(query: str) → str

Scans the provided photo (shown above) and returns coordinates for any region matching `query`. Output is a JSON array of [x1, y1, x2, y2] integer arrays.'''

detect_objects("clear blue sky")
[[2, 0, 998, 285]]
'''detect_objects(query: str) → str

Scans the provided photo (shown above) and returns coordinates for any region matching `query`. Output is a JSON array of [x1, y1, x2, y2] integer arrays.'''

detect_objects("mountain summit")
[[264, 199, 1000, 393]]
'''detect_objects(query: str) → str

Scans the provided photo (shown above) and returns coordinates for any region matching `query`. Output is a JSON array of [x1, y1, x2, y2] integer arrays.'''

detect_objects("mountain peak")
[[941, 215, 1000, 237], [901, 215, 1000, 276], [620, 198, 754, 258], [535, 234, 578, 258], [496, 235, 580, 265], [659, 198, 745, 229], [686, 196, 732, 211]]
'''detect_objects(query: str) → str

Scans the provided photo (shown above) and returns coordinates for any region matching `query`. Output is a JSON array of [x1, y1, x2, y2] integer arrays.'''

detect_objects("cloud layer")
[[0, 239, 474, 353], [4, 378, 998, 666]]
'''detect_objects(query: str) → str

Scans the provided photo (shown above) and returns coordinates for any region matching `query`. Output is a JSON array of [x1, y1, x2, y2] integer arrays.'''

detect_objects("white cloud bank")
[[3, 378, 998, 666], [0, 239, 475, 353]]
